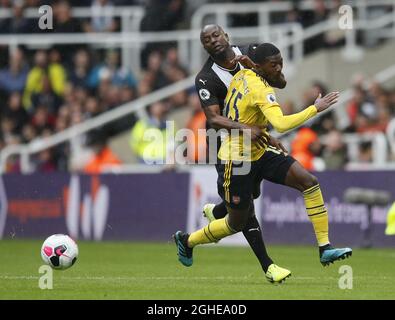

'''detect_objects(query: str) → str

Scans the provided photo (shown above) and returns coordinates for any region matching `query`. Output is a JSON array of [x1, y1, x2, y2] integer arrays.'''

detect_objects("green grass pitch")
[[1, 239, 395, 299]]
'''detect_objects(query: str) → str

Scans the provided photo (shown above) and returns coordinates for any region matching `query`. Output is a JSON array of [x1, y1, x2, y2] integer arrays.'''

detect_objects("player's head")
[[200, 24, 231, 59], [252, 43, 287, 89]]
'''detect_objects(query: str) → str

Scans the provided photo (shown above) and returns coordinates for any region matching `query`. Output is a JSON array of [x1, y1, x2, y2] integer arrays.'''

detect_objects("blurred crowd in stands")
[[283, 77, 395, 171], [0, 0, 394, 173]]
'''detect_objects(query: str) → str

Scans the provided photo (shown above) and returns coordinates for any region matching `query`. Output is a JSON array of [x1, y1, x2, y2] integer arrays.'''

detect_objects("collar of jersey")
[[213, 60, 240, 72]]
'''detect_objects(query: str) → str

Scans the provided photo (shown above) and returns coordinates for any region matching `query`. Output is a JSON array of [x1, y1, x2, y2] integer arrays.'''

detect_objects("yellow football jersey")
[[218, 69, 317, 161]]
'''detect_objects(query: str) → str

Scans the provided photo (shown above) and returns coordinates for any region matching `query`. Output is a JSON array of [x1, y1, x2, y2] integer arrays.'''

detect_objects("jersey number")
[[224, 88, 242, 122]]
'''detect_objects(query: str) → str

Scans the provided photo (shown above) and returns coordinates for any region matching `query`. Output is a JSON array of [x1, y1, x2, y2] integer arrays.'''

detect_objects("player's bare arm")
[[263, 92, 340, 134], [203, 104, 268, 148]]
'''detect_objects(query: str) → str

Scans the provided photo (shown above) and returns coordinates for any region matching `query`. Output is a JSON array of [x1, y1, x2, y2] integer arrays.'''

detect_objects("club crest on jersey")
[[199, 89, 211, 101], [267, 93, 276, 103]]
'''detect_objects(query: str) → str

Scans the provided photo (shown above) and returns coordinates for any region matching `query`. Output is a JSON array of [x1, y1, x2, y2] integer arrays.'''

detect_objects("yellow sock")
[[303, 184, 330, 246], [188, 217, 236, 247]]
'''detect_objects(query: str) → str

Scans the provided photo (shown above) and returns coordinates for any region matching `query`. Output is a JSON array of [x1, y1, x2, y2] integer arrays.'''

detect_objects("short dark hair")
[[251, 43, 280, 63]]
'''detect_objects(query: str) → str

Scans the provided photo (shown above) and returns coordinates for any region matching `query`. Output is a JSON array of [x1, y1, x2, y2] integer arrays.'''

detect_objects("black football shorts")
[[217, 147, 295, 209]]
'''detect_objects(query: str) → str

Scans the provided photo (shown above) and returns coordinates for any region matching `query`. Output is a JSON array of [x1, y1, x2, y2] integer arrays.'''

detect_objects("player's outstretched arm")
[[262, 92, 340, 133]]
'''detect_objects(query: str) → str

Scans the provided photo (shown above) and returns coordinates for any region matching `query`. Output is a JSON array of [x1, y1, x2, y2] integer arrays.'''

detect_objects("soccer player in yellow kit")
[[174, 43, 352, 283]]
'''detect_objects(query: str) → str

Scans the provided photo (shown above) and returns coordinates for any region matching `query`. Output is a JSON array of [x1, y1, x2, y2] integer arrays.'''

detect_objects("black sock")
[[319, 243, 333, 257], [242, 214, 273, 273], [212, 201, 228, 219]]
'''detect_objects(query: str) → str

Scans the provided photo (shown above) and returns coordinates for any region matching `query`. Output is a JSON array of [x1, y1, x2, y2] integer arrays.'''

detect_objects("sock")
[[303, 184, 330, 247], [188, 217, 236, 247], [212, 201, 227, 219], [242, 214, 273, 273]]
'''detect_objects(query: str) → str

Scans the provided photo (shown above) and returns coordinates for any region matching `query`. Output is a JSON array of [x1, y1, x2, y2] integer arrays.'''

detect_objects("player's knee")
[[227, 209, 249, 232], [228, 221, 240, 232], [235, 221, 248, 232], [228, 219, 247, 232], [302, 174, 319, 191]]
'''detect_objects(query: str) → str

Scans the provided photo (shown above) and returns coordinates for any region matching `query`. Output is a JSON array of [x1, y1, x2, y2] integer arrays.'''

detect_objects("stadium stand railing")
[[191, 0, 395, 30], [0, 75, 195, 173], [1, 0, 394, 76], [0, 5, 144, 75], [191, 0, 395, 70], [0, 25, 303, 77], [0, 5, 144, 31], [0, 9, 394, 88]]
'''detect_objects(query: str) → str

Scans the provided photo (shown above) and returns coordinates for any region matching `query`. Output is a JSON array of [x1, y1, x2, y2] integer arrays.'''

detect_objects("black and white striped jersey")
[[195, 44, 257, 116]]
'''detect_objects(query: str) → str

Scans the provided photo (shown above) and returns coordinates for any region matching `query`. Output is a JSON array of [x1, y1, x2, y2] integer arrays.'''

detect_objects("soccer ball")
[[41, 234, 78, 270]]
